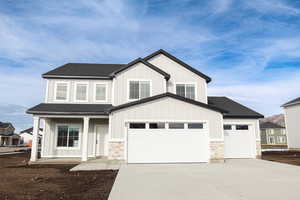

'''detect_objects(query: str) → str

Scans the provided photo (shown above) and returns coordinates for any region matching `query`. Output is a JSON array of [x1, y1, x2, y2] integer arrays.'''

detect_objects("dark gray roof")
[[111, 58, 170, 80], [208, 97, 264, 119], [282, 97, 300, 107], [260, 121, 284, 129], [109, 93, 228, 113], [0, 122, 13, 129], [42, 63, 126, 79], [143, 49, 212, 83], [27, 104, 112, 115], [20, 127, 43, 134]]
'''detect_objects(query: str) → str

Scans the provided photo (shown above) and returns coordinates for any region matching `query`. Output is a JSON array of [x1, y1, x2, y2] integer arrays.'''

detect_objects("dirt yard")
[[262, 151, 300, 166], [0, 153, 118, 200]]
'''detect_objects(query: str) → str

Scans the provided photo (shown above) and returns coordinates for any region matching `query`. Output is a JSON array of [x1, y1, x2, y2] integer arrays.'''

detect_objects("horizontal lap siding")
[[285, 105, 300, 148]]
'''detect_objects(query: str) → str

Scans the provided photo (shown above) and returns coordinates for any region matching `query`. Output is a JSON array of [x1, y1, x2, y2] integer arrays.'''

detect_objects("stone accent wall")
[[108, 142, 124, 160], [210, 141, 224, 161], [256, 140, 262, 158]]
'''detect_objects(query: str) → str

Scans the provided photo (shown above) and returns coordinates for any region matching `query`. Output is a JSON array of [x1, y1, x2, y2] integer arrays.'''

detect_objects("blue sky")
[[0, 0, 300, 131]]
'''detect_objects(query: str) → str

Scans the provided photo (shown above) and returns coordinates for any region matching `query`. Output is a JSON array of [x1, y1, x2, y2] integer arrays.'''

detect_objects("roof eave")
[[42, 75, 113, 80]]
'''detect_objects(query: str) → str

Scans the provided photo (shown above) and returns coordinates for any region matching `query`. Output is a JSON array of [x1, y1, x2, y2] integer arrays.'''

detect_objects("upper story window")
[[94, 83, 107, 102], [128, 80, 151, 101], [176, 83, 196, 100], [75, 82, 88, 102], [55, 82, 69, 101]]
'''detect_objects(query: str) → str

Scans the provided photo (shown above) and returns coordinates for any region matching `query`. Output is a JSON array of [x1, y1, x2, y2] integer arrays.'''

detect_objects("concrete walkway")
[[109, 159, 300, 200], [70, 159, 123, 171]]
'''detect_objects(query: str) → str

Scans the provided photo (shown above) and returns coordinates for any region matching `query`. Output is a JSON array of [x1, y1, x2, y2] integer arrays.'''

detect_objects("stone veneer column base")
[[256, 140, 262, 159], [210, 141, 225, 162], [108, 142, 125, 160]]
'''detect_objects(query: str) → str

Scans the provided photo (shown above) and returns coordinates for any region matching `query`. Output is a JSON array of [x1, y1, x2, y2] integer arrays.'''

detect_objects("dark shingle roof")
[[20, 127, 43, 134], [208, 97, 264, 119], [143, 49, 212, 83], [282, 97, 300, 107], [27, 104, 112, 115], [260, 121, 284, 129], [42, 63, 126, 79], [109, 93, 227, 113], [0, 122, 12, 129]]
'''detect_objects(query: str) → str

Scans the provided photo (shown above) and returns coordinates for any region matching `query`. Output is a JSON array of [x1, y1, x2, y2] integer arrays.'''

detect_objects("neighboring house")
[[19, 127, 43, 146], [27, 49, 264, 163], [260, 121, 287, 149], [0, 122, 20, 146], [282, 97, 300, 150]]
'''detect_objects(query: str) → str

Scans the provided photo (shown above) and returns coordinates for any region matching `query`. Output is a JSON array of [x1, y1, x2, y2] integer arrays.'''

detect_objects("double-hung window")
[[57, 125, 80, 148], [55, 82, 69, 101], [129, 80, 151, 100], [176, 83, 196, 100], [95, 83, 107, 102], [75, 83, 88, 102]]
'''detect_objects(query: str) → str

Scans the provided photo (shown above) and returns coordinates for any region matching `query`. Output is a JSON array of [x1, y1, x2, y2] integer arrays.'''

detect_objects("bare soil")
[[0, 153, 118, 200], [262, 151, 300, 166]]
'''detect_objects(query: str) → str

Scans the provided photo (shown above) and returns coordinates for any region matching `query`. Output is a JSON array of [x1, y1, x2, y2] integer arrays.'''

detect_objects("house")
[[19, 127, 43, 146], [0, 122, 20, 146], [26, 49, 264, 163], [260, 121, 287, 149], [282, 97, 300, 150]]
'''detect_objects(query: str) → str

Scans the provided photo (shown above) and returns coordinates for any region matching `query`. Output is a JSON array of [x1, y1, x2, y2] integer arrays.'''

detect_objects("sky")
[[0, 0, 300, 131]]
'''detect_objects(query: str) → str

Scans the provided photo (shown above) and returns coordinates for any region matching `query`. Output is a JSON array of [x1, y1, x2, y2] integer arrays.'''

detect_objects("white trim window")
[[175, 83, 196, 100], [75, 82, 88, 102], [278, 136, 286, 144], [55, 82, 69, 101], [268, 136, 275, 144], [56, 125, 80, 148], [128, 80, 151, 101], [94, 83, 107, 102]]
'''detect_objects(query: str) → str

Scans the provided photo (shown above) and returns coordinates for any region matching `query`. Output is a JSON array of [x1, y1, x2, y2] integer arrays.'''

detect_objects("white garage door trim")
[[224, 122, 256, 158], [124, 120, 210, 163]]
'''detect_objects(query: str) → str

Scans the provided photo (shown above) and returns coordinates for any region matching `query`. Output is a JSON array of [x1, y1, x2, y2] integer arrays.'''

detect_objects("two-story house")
[[27, 49, 264, 163], [260, 121, 287, 149], [0, 122, 20, 146]]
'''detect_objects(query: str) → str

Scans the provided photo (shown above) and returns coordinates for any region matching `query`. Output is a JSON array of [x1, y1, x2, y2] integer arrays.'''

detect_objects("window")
[[95, 84, 106, 102], [129, 80, 150, 100], [278, 136, 286, 143], [129, 123, 146, 129], [55, 82, 68, 101], [188, 123, 203, 129], [57, 125, 80, 148], [75, 83, 88, 102], [176, 83, 195, 100], [149, 123, 165, 129], [169, 123, 184, 129], [268, 136, 275, 144], [236, 125, 249, 130], [223, 125, 232, 130]]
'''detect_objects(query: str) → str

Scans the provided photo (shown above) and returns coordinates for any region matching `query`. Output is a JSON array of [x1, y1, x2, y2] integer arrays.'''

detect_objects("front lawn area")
[[0, 153, 117, 200], [262, 150, 300, 166]]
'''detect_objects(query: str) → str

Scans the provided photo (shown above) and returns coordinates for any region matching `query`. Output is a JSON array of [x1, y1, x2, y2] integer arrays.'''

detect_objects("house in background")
[[260, 121, 287, 149], [0, 122, 20, 146], [19, 127, 43, 147], [27, 49, 263, 163], [282, 97, 300, 150]]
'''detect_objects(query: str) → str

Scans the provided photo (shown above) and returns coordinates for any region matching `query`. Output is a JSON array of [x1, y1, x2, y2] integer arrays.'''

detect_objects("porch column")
[[30, 116, 40, 162], [81, 117, 90, 162]]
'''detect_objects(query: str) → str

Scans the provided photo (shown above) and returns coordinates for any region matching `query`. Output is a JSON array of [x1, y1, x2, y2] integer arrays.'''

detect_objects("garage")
[[224, 123, 256, 158], [127, 121, 209, 163]]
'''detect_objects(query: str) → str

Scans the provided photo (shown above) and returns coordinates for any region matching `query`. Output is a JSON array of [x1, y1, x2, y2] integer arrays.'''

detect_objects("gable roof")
[[208, 97, 264, 119], [282, 97, 300, 107], [111, 58, 170, 80], [260, 121, 284, 129], [143, 49, 212, 83], [42, 63, 126, 79], [20, 127, 43, 134], [109, 92, 227, 113], [0, 122, 13, 129]]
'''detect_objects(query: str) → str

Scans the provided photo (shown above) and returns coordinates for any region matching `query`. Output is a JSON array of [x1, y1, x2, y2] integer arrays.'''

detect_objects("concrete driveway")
[[109, 159, 300, 200]]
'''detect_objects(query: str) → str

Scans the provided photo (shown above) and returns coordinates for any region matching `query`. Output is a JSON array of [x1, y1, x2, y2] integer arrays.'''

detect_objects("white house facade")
[[27, 49, 264, 163]]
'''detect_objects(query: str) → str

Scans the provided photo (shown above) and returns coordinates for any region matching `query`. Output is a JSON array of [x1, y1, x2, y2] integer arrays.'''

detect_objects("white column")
[[30, 116, 40, 162], [81, 117, 90, 162]]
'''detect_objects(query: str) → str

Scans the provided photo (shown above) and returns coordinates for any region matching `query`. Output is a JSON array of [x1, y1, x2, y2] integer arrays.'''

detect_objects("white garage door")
[[127, 122, 209, 163], [224, 124, 256, 158]]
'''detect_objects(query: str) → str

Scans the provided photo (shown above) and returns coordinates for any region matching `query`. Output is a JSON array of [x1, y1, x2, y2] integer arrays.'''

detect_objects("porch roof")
[[27, 103, 112, 115]]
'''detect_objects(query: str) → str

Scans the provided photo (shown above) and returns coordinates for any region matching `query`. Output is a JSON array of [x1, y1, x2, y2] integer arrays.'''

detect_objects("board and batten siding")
[[113, 62, 166, 106], [147, 54, 208, 104], [110, 97, 223, 140], [285, 104, 300, 149], [46, 79, 112, 104]]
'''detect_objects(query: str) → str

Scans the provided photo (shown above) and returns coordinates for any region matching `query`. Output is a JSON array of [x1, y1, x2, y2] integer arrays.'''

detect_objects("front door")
[[95, 125, 108, 157]]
